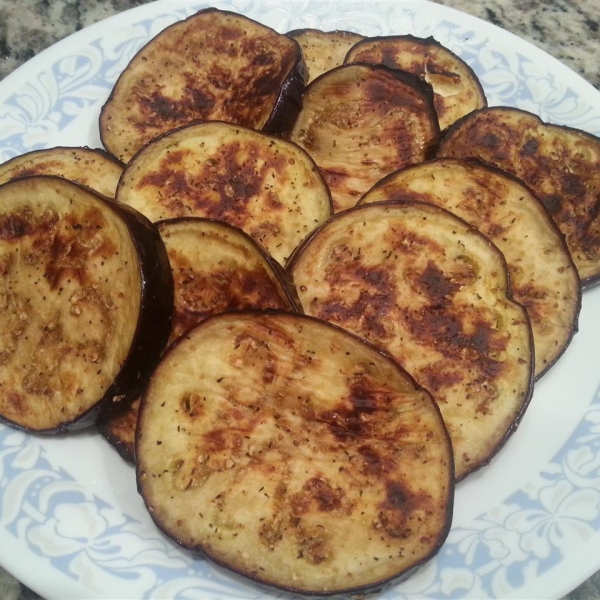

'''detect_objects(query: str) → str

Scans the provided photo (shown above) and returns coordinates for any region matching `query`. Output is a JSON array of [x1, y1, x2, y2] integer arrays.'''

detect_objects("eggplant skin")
[[100, 8, 307, 163], [438, 106, 600, 287], [0, 176, 173, 434], [261, 41, 307, 137], [0, 147, 124, 199], [288, 201, 534, 480], [136, 311, 453, 595], [97, 199, 174, 421]]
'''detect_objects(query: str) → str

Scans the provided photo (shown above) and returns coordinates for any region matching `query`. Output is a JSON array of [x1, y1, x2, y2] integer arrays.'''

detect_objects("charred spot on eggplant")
[[0, 146, 124, 199], [136, 311, 453, 595], [359, 158, 581, 378], [289, 63, 440, 213], [98, 218, 301, 461], [288, 201, 534, 480], [100, 7, 307, 163], [438, 106, 600, 287], [116, 121, 332, 264], [345, 35, 486, 131], [287, 28, 365, 83], [0, 176, 173, 434]]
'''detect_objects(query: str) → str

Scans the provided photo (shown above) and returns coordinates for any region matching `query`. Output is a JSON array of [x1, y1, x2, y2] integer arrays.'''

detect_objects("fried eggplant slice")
[[0, 147, 123, 198], [100, 8, 306, 163], [289, 64, 439, 213], [359, 158, 581, 378], [136, 311, 453, 595], [116, 121, 332, 264], [438, 107, 600, 286], [100, 397, 140, 462], [289, 202, 534, 479], [0, 176, 173, 433], [345, 35, 486, 131], [287, 28, 365, 83], [98, 218, 300, 461]]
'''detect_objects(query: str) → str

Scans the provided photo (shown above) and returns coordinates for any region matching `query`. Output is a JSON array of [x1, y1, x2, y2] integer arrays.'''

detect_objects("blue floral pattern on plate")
[[1, 1, 600, 598]]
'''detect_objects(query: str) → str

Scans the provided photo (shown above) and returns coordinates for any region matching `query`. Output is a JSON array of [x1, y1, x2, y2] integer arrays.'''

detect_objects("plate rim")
[[1, 1, 600, 599]]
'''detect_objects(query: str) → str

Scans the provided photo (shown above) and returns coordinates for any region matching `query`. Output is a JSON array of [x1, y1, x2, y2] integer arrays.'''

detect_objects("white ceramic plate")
[[1, 1, 599, 598]]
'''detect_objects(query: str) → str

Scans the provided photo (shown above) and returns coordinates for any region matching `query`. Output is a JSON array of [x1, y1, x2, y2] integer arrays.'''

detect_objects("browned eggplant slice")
[[0, 176, 173, 434], [99, 398, 140, 462], [0, 147, 123, 198], [289, 64, 439, 213], [115, 121, 332, 264], [98, 218, 301, 461], [437, 107, 600, 287], [159, 218, 300, 338], [359, 158, 581, 378], [345, 35, 487, 131], [288, 202, 534, 480], [287, 28, 365, 83], [100, 8, 307, 163], [136, 311, 453, 595]]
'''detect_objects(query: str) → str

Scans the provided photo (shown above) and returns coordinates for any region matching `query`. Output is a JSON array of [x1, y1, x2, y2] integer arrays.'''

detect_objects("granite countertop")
[[0, 0, 599, 599]]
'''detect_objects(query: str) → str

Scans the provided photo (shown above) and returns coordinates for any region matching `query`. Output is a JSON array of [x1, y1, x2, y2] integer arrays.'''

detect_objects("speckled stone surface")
[[0, 1, 599, 599]]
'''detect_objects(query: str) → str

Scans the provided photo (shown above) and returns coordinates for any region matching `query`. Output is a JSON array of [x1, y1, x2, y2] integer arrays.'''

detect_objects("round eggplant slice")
[[288, 202, 534, 480], [0, 146, 124, 198], [287, 28, 365, 83], [115, 121, 332, 264], [100, 7, 307, 163], [136, 311, 453, 595], [289, 64, 440, 213], [0, 176, 173, 434], [437, 106, 600, 287], [345, 35, 487, 131], [359, 158, 581, 378], [98, 218, 301, 461]]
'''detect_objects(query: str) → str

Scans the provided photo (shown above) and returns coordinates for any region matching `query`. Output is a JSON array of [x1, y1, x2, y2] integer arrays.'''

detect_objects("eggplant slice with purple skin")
[[345, 35, 487, 131], [289, 63, 440, 213], [288, 201, 534, 480], [100, 7, 307, 163], [136, 311, 453, 595], [0, 176, 173, 434], [98, 217, 301, 462], [0, 146, 124, 199], [438, 106, 600, 287], [359, 158, 581, 378], [287, 28, 365, 83], [115, 121, 332, 264]]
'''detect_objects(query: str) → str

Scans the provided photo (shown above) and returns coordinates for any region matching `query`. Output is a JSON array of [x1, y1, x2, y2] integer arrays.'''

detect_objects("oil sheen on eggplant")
[[289, 202, 534, 480], [0, 176, 173, 433], [438, 106, 600, 287], [289, 63, 440, 213], [136, 311, 453, 595], [98, 218, 300, 461], [100, 7, 306, 163], [116, 121, 332, 264], [359, 158, 581, 378]]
